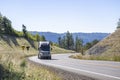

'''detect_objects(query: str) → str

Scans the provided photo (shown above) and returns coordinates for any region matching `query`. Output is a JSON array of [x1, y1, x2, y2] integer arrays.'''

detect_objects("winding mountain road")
[[29, 53, 120, 80]]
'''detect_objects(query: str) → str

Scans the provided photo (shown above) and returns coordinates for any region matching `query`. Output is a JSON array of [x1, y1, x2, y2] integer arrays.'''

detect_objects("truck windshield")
[[40, 44, 50, 51]]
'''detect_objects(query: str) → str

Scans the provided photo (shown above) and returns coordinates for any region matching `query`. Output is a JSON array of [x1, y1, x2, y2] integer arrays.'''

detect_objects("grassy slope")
[[0, 35, 73, 54], [0, 34, 74, 80], [51, 46, 75, 54], [86, 29, 120, 55], [0, 35, 61, 80], [71, 29, 120, 61], [0, 51, 60, 80], [0, 35, 38, 53]]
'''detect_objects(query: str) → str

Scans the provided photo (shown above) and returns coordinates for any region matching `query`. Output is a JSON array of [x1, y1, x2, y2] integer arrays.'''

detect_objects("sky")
[[0, 0, 120, 33]]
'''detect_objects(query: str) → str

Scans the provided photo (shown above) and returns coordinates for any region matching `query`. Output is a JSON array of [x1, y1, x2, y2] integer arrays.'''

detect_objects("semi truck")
[[38, 41, 51, 59]]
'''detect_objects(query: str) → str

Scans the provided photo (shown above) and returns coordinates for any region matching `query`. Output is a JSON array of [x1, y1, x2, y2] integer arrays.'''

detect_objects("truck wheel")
[[49, 56, 51, 59], [38, 54, 41, 59]]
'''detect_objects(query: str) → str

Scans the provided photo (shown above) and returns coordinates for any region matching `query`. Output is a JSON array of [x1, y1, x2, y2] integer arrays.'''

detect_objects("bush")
[[13, 30, 23, 37], [27, 33, 36, 41], [117, 26, 120, 29]]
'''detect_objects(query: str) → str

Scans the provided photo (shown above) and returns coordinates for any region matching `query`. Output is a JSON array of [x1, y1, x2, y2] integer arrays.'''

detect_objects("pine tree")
[[66, 31, 74, 49], [62, 36, 66, 48], [58, 31, 74, 50], [117, 19, 120, 29], [84, 39, 99, 50], [85, 42, 92, 50], [22, 24, 28, 39], [75, 36, 83, 53], [69, 34, 74, 49], [0, 14, 3, 33], [40, 35, 46, 41], [91, 39, 99, 45], [2, 16, 14, 34], [35, 33, 40, 42], [58, 36, 62, 47]]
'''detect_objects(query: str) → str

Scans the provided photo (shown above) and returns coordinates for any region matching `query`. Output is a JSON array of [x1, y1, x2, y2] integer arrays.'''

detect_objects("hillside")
[[31, 31, 109, 44], [0, 35, 73, 54], [86, 29, 120, 55], [71, 29, 120, 61], [0, 34, 73, 80], [0, 35, 38, 54], [0, 35, 62, 80]]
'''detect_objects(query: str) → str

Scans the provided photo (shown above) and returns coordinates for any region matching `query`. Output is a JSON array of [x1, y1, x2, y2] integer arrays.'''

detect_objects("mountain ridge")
[[30, 31, 109, 44]]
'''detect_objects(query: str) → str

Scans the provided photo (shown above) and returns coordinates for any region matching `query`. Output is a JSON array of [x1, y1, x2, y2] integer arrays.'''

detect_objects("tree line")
[[0, 13, 45, 42], [58, 31, 99, 54]]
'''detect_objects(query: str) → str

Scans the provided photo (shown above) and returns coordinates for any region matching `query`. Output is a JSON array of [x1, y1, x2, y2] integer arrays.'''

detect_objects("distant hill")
[[86, 29, 120, 55], [30, 31, 109, 44]]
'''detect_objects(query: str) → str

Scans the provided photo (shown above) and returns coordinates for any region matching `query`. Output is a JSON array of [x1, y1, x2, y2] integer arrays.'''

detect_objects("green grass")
[[51, 46, 75, 54]]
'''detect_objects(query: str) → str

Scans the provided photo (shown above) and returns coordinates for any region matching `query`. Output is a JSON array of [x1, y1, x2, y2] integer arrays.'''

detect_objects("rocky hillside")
[[86, 28, 120, 56]]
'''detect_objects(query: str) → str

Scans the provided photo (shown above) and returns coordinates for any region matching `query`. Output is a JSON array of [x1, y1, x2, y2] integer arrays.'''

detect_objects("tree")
[[2, 16, 14, 34], [75, 36, 83, 52], [65, 31, 74, 49], [0, 12, 2, 17], [58, 36, 62, 47], [22, 24, 28, 39], [66, 31, 70, 49], [61, 36, 66, 48], [69, 34, 74, 49], [117, 19, 120, 29], [85, 42, 92, 50], [35, 33, 40, 42], [40, 35, 46, 41], [57, 31, 74, 50], [0, 13, 19, 36], [91, 39, 99, 45], [0, 14, 3, 33], [75, 36, 84, 54], [84, 39, 99, 50]]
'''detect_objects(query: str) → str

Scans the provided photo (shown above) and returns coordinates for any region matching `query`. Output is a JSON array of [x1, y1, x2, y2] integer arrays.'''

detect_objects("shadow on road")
[[39, 58, 59, 60]]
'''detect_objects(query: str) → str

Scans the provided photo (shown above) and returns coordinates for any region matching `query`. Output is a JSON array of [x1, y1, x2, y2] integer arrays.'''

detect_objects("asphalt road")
[[29, 53, 120, 80]]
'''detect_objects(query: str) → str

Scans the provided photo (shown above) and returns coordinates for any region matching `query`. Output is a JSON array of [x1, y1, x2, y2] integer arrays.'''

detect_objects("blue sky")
[[0, 0, 120, 33]]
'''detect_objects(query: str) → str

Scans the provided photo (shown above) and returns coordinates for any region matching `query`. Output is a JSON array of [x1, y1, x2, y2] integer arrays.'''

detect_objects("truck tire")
[[38, 54, 41, 59], [49, 56, 51, 59]]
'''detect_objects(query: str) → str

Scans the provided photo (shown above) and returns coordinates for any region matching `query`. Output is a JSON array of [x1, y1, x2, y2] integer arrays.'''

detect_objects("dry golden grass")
[[70, 53, 120, 61], [0, 34, 73, 80], [0, 35, 61, 80], [0, 51, 61, 80], [80, 29, 120, 61], [86, 29, 120, 55], [0, 35, 74, 54]]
